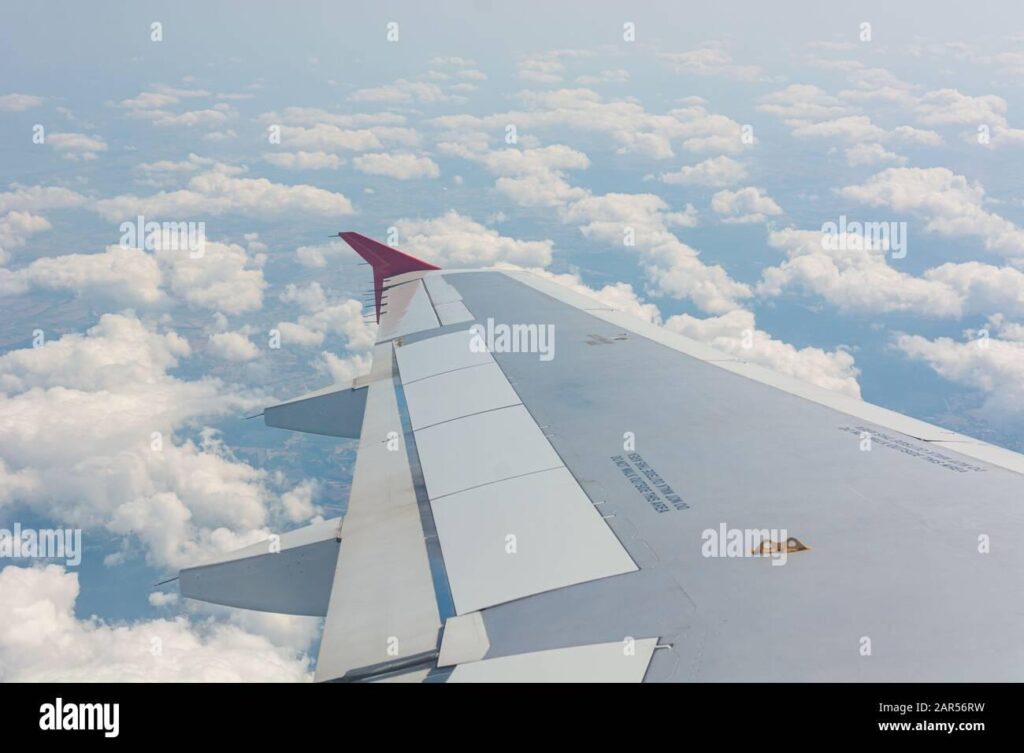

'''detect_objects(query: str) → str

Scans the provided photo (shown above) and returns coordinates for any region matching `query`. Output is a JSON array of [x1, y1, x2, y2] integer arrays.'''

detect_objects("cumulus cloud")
[[394, 210, 554, 268], [664, 309, 861, 397], [93, 169, 354, 220], [659, 155, 748, 187], [0, 245, 165, 306], [845, 142, 908, 167], [711, 186, 783, 223], [0, 185, 86, 213], [295, 239, 349, 269], [840, 167, 1024, 262], [276, 298, 376, 350], [575, 69, 630, 85], [263, 151, 345, 170], [118, 85, 233, 130], [894, 327, 1024, 421], [349, 79, 451, 104], [660, 44, 769, 82], [757, 228, 1024, 318], [758, 228, 957, 315], [273, 123, 419, 154], [790, 115, 888, 142], [352, 152, 440, 180], [438, 142, 589, 208], [0, 212, 52, 264], [207, 331, 261, 361], [154, 239, 266, 315], [519, 267, 859, 395], [47, 132, 108, 161], [432, 87, 751, 160], [317, 351, 374, 386], [757, 83, 941, 148], [562, 193, 749, 313], [279, 282, 328, 312], [0, 565, 312, 681], [0, 313, 322, 570], [0, 237, 266, 316], [516, 49, 594, 84], [757, 84, 851, 124], [0, 93, 44, 111]]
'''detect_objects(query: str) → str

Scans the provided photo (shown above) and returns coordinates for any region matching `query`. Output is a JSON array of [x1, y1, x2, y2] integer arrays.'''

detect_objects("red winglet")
[[337, 232, 440, 323]]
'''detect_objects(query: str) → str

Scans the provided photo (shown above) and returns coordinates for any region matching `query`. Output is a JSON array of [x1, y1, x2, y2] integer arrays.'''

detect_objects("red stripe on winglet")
[[337, 232, 440, 323]]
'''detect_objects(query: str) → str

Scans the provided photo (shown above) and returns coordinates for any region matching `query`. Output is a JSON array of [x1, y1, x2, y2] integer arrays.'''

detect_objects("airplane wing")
[[179, 233, 1024, 682]]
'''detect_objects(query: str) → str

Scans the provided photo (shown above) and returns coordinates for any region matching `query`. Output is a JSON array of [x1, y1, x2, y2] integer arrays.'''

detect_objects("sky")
[[2, 0, 1024, 680]]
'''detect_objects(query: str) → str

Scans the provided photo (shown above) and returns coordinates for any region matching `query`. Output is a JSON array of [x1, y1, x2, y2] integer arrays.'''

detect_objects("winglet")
[[337, 232, 440, 322]]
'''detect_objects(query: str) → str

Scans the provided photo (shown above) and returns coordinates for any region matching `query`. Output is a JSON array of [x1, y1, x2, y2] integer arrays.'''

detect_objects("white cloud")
[[524, 268, 662, 324], [0, 237, 266, 316], [845, 142, 908, 167], [575, 69, 629, 85], [134, 154, 239, 182], [757, 228, 1024, 319], [913, 88, 1007, 127], [840, 167, 1024, 262], [118, 86, 233, 130], [758, 228, 960, 316], [118, 86, 210, 111], [352, 152, 440, 180], [47, 132, 108, 161], [317, 351, 373, 386], [279, 479, 320, 523], [295, 239, 349, 269], [439, 143, 590, 208], [711, 187, 783, 223], [129, 107, 233, 129], [0, 313, 320, 569], [790, 115, 887, 143], [519, 57, 565, 83], [432, 88, 750, 160], [894, 329, 1024, 420], [660, 155, 748, 187], [264, 151, 345, 170], [154, 239, 266, 315], [516, 50, 596, 84], [349, 79, 450, 104], [207, 331, 260, 362], [0, 212, 51, 264], [0, 185, 86, 213], [562, 193, 749, 313], [522, 265, 857, 395], [93, 170, 354, 220], [0, 565, 312, 681], [889, 125, 943, 146], [279, 282, 327, 312], [660, 45, 768, 82], [276, 299, 377, 350], [276, 124, 386, 153], [664, 309, 861, 397], [0, 93, 44, 111], [394, 210, 554, 268], [0, 245, 164, 306], [757, 84, 851, 124]]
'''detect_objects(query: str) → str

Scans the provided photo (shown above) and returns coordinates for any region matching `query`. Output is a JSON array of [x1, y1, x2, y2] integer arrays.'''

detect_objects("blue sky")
[[2, 0, 1024, 680]]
